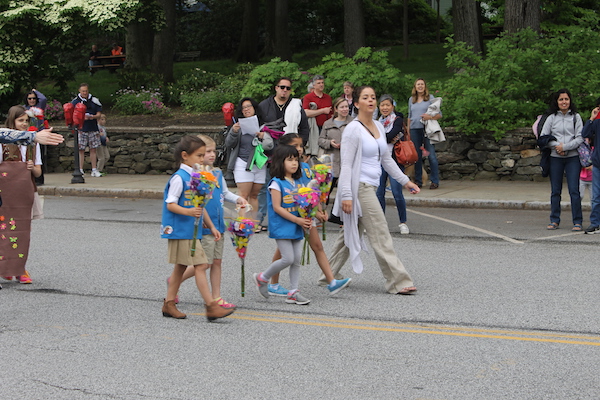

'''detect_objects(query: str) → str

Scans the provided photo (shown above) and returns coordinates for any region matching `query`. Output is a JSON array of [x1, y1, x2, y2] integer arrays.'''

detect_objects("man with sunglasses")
[[258, 77, 309, 145]]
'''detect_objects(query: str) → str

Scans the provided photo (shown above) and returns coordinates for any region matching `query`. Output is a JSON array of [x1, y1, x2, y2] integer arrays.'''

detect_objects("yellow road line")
[[191, 310, 600, 346]]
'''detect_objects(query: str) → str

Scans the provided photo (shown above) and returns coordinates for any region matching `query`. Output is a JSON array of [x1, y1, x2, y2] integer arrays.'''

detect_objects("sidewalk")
[[39, 172, 590, 211]]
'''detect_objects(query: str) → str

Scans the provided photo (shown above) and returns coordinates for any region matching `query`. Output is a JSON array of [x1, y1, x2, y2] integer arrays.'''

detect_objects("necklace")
[[276, 102, 285, 111]]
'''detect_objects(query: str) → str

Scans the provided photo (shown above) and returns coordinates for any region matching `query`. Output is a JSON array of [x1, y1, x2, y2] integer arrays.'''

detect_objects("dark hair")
[[275, 77, 292, 87], [173, 135, 206, 165], [547, 88, 578, 114], [23, 91, 38, 105], [352, 85, 375, 109], [269, 145, 301, 180], [278, 132, 301, 146], [5, 105, 27, 129], [235, 97, 262, 123], [595, 97, 600, 107]]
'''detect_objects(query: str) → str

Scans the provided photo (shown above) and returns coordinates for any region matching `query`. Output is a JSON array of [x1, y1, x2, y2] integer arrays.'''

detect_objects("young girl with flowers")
[[161, 135, 234, 321]]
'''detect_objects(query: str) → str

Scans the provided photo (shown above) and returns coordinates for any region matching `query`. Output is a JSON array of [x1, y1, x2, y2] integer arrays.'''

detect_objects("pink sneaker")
[[18, 271, 32, 284], [3, 276, 14, 281], [166, 277, 179, 304], [215, 297, 236, 309]]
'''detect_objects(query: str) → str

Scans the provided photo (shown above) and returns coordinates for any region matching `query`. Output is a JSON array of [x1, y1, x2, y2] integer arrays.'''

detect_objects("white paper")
[[239, 115, 260, 136]]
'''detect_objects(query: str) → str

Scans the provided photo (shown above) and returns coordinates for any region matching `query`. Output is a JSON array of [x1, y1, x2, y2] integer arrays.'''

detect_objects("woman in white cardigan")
[[321, 86, 420, 295]]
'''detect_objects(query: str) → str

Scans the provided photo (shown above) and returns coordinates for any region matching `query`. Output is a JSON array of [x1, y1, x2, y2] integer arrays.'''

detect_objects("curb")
[[38, 186, 163, 200]]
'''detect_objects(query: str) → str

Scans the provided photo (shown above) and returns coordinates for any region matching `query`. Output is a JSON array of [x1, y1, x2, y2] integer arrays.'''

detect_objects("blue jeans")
[[590, 165, 600, 226], [411, 128, 439, 186], [376, 165, 407, 224], [257, 167, 271, 225], [549, 155, 582, 225]]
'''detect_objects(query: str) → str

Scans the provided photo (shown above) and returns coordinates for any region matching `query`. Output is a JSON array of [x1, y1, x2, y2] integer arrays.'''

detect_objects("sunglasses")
[[277, 85, 292, 91], [28, 97, 37, 100]]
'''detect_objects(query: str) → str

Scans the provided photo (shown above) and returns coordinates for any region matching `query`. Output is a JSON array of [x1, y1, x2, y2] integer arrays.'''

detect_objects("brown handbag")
[[394, 131, 418, 166]]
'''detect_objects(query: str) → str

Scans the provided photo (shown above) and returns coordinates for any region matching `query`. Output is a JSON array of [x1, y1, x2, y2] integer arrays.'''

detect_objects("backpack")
[[532, 114, 549, 139]]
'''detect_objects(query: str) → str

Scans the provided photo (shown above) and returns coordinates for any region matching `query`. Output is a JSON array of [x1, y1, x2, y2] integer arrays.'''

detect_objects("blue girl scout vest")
[[267, 177, 304, 240], [202, 169, 225, 236], [161, 168, 202, 240], [300, 162, 313, 185]]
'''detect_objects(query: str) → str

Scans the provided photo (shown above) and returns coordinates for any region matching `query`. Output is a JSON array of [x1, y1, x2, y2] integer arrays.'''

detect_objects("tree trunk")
[[403, 0, 409, 59], [274, 0, 291, 61], [453, 0, 483, 54], [152, 0, 176, 82], [504, 0, 541, 34], [235, 0, 260, 62], [262, 0, 276, 57], [125, 20, 154, 70], [344, 0, 366, 57]]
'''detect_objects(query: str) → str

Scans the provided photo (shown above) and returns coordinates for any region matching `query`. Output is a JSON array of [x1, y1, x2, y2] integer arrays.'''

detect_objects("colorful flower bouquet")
[[227, 208, 256, 297], [189, 164, 218, 256], [311, 163, 333, 240], [292, 186, 321, 265]]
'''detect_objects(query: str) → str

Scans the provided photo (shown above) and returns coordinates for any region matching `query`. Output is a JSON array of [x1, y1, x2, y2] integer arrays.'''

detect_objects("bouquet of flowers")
[[188, 164, 218, 256], [25, 107, 48, 130], [227, 206, 256, 297], [311, 163, 333, 240], [292, 186, 321, 265]]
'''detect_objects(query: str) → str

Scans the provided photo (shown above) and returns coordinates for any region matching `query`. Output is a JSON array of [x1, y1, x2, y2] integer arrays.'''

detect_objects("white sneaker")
[[91, 169, 102, 177], [80, 169, 85, 176], [399, 223, 409, 234]]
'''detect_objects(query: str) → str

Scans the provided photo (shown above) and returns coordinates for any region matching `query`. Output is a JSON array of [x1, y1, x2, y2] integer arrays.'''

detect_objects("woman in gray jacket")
[[225, 97, 273, 214]]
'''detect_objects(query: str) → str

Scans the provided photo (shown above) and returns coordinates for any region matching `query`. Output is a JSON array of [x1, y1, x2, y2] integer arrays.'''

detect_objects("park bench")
[[90, 55, 126, 71], [174, 51, 202, 62]]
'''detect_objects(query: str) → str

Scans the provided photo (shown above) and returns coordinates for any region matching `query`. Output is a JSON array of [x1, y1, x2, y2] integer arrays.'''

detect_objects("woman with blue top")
[[407, 78, 441, 189], [376, 94, 410, 234], [539, 88, 584, 231]]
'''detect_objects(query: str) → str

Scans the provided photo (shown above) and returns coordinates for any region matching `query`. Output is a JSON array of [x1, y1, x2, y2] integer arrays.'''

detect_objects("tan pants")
[[97, 145, 110, 172], [324, 183, 414, 293]]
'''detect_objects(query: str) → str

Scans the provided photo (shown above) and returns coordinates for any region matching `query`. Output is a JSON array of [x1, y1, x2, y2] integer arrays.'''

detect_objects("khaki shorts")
[[201, 234, 224, 264], [167, 239, 208, 266]]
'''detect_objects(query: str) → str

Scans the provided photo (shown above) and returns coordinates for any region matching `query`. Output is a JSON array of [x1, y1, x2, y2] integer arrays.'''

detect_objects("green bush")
[[117, 69, 164, 91], [439, 24, 600, 139], [240, 58, 307, 100], [112, 89, 171, 116], [308, 47, 413, 106]]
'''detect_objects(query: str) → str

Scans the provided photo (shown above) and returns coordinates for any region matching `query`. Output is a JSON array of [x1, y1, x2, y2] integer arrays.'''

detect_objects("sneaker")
[[268, 284, 289, 296], [91, 169, 102, 177], [327, 278, 351, 295], [254, 273, 269, 298], [18, 271, 32, 284], [3, 276, 14, 281], [585, 225, 600, 234], [285, 290, 311, 305], [399, 223, 409, 234], [80, 169, 85, 176]]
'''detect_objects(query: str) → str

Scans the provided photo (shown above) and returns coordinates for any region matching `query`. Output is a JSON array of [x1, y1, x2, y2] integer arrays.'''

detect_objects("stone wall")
[[46, 126, 544, 180]]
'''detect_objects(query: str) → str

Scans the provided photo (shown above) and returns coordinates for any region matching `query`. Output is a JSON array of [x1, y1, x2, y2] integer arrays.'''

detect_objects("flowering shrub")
[[112, 88, 172, 116], [44, 99, 64, 120]]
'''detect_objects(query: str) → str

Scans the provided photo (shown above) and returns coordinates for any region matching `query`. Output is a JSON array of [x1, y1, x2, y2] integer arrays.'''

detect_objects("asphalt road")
[[2, 196, 599, 399]]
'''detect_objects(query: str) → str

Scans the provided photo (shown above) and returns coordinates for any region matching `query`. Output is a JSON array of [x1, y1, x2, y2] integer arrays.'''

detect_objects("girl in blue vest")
[[267, 134, 351, 297], [161, 135, 234, 322], [253, 145, 313, 304], [172, 135, 248, 309]]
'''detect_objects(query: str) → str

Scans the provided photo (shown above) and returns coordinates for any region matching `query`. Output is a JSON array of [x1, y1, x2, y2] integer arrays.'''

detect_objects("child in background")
[[267, 133, 351, 297], [172, 135, 248, 309], [161, 135, 234, 321], [1, 106, 42, 284], [580, 138, 593, 203], [97, 113, 110, 175], [254, 145, 312, 304]]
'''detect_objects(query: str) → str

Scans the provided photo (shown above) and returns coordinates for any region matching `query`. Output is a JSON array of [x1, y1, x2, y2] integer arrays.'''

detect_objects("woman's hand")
[[555, 143, 565, 155], [420, 113, 431, 121], [391, 134, 400, 144], [405, 181, 420, 194], [256, 131, 264, 140], [34, 128, 64, 145], [331, 139, 340, 149], [590, 107, 599, 121], [342, 200, 352, 214], [232, 122, 240, 134]]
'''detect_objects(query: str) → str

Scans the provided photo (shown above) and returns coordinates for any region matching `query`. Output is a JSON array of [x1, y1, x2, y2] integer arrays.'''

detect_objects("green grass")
[[39, 43, 453, 109]]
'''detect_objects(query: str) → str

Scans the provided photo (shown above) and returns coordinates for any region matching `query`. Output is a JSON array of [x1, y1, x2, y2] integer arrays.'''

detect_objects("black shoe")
[[328, 214, 343, 225], [584, 225, 600, 234]]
